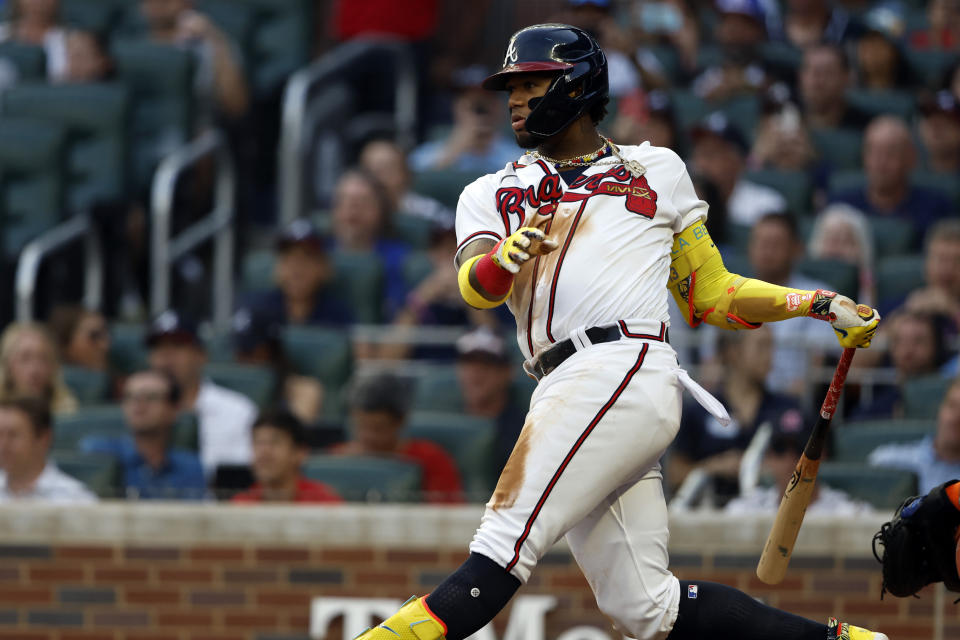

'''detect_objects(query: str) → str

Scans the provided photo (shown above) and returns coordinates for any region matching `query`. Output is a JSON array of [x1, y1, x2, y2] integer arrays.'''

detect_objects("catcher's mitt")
[[872, 480, 960, 599]]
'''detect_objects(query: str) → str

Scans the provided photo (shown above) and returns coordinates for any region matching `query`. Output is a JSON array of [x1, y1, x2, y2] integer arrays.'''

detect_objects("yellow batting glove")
[[491, 227, 558, 274], [808, 290, 881, 348]]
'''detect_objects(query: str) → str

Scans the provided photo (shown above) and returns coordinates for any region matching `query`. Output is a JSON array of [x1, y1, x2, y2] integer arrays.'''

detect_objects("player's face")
[[505, 73, 556, 148]]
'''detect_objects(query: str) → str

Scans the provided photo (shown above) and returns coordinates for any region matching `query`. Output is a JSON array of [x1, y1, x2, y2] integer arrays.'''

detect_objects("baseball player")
[[357, 24, 884, 640]]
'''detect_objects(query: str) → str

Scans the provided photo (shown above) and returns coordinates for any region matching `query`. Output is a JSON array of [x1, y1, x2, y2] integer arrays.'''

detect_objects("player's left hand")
[[808, 290, 880, 348]]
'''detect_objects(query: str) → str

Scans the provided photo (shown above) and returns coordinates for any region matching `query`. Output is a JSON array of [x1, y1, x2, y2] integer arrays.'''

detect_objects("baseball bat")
[[756, 347, 856, 585]]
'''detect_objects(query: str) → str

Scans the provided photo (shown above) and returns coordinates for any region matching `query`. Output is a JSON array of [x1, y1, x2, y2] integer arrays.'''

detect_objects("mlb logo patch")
[[687, 584, 698, 599]]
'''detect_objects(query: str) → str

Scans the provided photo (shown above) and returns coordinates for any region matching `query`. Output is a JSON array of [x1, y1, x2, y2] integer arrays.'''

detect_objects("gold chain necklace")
[[529, 136, 647, 178]]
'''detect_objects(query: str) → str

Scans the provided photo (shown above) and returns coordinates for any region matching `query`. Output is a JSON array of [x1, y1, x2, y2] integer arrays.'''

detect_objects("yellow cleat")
[[827, 617, 889, 640], [353, 596, 447, 640]]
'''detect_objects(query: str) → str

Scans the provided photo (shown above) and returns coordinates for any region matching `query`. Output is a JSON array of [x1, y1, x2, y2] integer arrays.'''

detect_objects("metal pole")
[[212, 142, 236, 329]]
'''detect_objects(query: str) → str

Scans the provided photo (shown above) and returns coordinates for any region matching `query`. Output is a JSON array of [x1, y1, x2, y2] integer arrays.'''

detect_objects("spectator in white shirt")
[[0, 396, 96, 503], [725, 420, 873, 516], [145, 311, 256, 476]]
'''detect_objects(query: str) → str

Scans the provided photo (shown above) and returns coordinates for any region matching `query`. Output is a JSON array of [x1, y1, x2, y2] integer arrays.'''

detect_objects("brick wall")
[[0, 505, 951, 640]]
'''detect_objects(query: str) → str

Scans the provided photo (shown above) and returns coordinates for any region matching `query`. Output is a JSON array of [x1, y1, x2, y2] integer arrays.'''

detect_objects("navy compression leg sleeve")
[[424, 553, 521, 640]]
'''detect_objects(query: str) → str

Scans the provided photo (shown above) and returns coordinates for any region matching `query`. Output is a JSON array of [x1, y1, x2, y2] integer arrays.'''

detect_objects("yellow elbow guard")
[[458, 254, 511, 309], [668, 220, 817, 330]]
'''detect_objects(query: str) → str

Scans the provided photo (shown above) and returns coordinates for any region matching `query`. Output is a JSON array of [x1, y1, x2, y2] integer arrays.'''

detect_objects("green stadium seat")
[[403, 250, 434, 290], [903, 376, 951, 420], [0, 117, 68, 257], [111, 40, 195, 191], [407, 412, 497, 498], [281, 326, 352, 389], [511, 375, 537, 410], [905, 48, 958, 89], [203, 329, 235, 364], [817, 462, 917, 510], [721, 250, 753, 279], [240, 248, 275, 295], [718, 95, 760, 143], [810, 128, 863, 171], [744, 169, 812, 216], [648, 45, 682, 83], [55, 406, 200, 452], [392, 214, 434, 249], [60, 0, 125, 31], [301, 455, 421, 502], [875, 255, 925, 308], [411, 365, 463, 413], [108, 323, 148, 375], [50, 451, 122, 499], [726, 224, 753, 254], [412, 170, 484, 210], [3, 83, 131, 212], [832, 419, 934, 462], [870, 217, 915, 257], [243, 0, 314, 95], [330, 250, 384, 324], [912, 172, 960, 211], [827, 170, 865, 196], [195, 0, 256, 65], [61, 366, 110, 406], [0, 41, 45, 81], [796, 258, 860, 298], [845, 89, 915, 120], [759, 41, 802, 77], [205, 363, 276, 408], [669, 89, 710, 140]]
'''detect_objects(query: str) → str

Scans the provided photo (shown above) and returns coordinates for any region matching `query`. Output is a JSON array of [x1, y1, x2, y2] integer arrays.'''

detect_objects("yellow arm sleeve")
[[458, 254, 513, 309], [667, 219, 827, 330]]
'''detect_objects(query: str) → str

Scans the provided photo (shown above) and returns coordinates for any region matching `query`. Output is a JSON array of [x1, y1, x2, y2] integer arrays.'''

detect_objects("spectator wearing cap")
[[0, 396, 96, 503], [410, 65, 519, 173], [869, 376, 960, 494], [146, 311, 257, 475], [668, 325, 806, 504], [242, 219, 352, 329], [918, 91, 960, 174], [724, 420, 872, 515], [798, 43, 871, 131], [854, 2, 912, 90], [359, 139, 454, 229], [233, 410, 341, 504], [80, 369, 206, 500], [776, 0, 851, 47], [456, 328, 526, 476], [231, 308, 325, 425], [331, 372, 465, 504], [692, 0, 771, 102], [910, 0, 960, 51], [830, 115, 952, 244], [330, 170, 411, 320], [851, 312, 948, 420], [690, 112, 787, 227]]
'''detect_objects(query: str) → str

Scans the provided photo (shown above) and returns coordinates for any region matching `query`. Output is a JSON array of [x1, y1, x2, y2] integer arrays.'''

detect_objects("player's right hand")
[[490, 227, 558, 274], [809, 290, 880, 348]]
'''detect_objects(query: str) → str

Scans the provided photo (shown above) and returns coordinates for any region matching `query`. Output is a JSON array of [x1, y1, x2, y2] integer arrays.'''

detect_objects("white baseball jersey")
[[455, 142, 707, 364]]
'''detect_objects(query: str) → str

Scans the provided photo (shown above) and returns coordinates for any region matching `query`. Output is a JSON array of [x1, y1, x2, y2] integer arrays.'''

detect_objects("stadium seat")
[[796, 258, 860, 298], [903, 376, 951, 420], [870, 217, 915, 257], [743, 169, 812, 216], [242, 0, 314, 95], [203, 328, 235, 364], [845, 89, 915, 120], [240, 248, 275, 295], [412, 170, 485, 210], [810, 128, 863, 171], [511, 375, 537, 410], [3, 84, 131, 212], [111, 40, 195, 192], [56, 406, 200, 452], [759, 41, 802, 78], [330, 251, 385, 324], [411, 365, 463, 413], [817, 462, 917, 510], [281, 326, 352, 390], [912, 172, 960, 211], [301, 454, 421, 502], [0, 41, 45, 81], [51, 451, 122, 499], [826, 169, 865, 197], [108, 323, 148, 375], [905, 48, 958, 89], [407, 412, 497, 498], [205, 363, 276, 408], [0, 117, 68, 257], [61, 366, 110, 406], [832, 419, 934, 462], [60, 0, 125, 32], [875, 255, 925, 309], [402, 250, 435, 291], [392, 214, 434, 250]]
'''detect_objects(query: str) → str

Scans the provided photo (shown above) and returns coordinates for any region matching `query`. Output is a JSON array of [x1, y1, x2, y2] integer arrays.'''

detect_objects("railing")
[[278, 39, 417, 226], [150, 129, 235, 328], [15, 214, 103, 322]]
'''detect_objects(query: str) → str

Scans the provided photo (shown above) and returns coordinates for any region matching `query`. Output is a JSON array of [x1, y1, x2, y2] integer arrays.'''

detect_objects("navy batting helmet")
[[483, 24, 608, 140]]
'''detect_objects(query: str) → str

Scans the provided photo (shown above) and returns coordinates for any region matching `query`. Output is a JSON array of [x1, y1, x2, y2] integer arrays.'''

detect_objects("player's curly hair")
[[589, 97, 609, 125]]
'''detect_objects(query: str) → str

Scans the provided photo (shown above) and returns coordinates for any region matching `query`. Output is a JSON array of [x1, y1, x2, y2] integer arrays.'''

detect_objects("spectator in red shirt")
[[332, 372, 465, 504], [233, 410, 341, 504]]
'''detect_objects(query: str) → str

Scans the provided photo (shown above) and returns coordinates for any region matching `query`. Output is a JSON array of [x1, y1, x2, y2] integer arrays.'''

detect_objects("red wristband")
[[474, 244, 514, 297]]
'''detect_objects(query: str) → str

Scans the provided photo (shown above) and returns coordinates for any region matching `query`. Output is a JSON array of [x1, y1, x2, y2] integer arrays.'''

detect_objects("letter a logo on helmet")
[[483, 23, 609, 141]]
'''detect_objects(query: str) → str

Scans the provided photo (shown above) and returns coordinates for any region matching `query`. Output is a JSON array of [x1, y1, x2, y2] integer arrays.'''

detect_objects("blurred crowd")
[[0, 0, 957, 510]]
